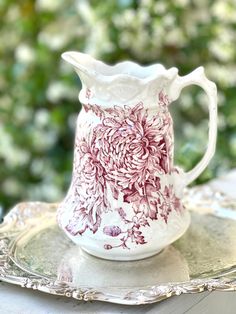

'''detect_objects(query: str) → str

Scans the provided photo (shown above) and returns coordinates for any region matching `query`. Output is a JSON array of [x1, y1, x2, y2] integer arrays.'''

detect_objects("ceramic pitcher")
[[57, 51, 217, 261]]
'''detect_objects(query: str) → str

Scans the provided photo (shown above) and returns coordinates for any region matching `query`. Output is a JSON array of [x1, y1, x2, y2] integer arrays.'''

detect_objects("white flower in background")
[[153, 2, 167, 14], [41, 183, 63, 201], [38, 2, 94, 51], [212, 0, 236, 22], [209, 26, 235, 62], [38, 31, 68, 51], [2, 178, 23, 196], [30, 161, 65, 203], [206, 63, 236, 87], [179, 93, 194, 109], [217, 26, 236, 43], [76, 0, 95, 24], [162, 14, 175, 28], [15, 44, 35, 64], [123, 9, 136, 24], [183, 121, 208, 142], [174, 0, 190, 7], [196, 91, 208, 112], [119, 32, 133, 49], [141, 0, 152, 7], [152, 24, 165, 41], [30, 128, 57, 150], [0, 29, 19, 50], [131, 30, 151, 57], [68, 113, 78, 131], [38, 18, 84, 51], [30, 159, 46, 176], [216, 91, 226, 107], [183, 8, 211, 37], [46, 81, 77, 103], [191, 0, 208, 6], [28, 173, 63, 201], [0, 125, 30, 167], [5, 5, 20, 22], [36, 0, 63, 12], [113, 8, 136, 28], [13, 105, 33, 123], [209, 40, 234, 62], [0, 95, 11, 109], [84, 21, 114, 56], [138, 8, 150, 24], [34, 109, 50, 128], [218, 113, 227, 130], [165, 29, 186, 47]]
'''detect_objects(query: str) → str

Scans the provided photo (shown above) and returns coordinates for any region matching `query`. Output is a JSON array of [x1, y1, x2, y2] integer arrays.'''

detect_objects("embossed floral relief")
[[60, 91, 183, 250]]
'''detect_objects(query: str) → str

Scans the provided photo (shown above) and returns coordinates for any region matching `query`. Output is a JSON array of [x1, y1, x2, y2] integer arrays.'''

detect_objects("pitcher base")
[[80, 246, 165, 261]]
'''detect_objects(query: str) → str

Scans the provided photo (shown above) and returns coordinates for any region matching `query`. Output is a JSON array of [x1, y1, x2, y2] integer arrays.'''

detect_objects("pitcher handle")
[[170, 66, 217, 187]]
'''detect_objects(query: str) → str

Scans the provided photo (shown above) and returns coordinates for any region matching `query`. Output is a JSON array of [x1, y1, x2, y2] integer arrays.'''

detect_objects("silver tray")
[[0, 186, 236, 305]]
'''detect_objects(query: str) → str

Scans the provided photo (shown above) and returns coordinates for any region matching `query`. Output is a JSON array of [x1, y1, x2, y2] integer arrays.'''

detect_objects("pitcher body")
[[57, 52, 217, 261]]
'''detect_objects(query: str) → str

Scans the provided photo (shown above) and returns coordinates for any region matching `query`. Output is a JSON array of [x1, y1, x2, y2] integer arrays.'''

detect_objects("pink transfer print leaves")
[[61, 92, 183, 250]]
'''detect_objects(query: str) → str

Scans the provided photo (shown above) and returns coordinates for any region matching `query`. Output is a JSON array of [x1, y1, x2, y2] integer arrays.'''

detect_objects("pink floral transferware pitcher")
[[57, 51, 217, 261]]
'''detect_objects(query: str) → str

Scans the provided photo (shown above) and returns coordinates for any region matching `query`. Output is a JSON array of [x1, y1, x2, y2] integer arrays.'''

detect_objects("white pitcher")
[[57, 51, 217, 261]]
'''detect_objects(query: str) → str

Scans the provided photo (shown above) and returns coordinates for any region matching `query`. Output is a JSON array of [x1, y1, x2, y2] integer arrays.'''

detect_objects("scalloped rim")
[[61, 51, 179, 85]]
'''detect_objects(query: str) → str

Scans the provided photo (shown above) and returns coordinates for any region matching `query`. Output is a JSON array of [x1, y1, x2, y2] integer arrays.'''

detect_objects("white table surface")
[[0, 170, 236, 314]]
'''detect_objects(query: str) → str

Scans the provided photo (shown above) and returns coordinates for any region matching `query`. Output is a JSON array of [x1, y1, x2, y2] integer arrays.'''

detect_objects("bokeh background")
[[0, 0, 236, 214]]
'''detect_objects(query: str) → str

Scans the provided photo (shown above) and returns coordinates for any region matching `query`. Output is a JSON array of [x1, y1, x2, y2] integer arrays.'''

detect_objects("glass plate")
[[0, 186, 236, 305]]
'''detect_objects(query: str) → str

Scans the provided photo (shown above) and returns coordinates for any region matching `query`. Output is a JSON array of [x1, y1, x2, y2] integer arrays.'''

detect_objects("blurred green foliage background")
[[0, 0, 236, 213]]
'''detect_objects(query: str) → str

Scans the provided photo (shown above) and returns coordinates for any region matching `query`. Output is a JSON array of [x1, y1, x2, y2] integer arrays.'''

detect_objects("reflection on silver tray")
[[0, 186, 236, 305]]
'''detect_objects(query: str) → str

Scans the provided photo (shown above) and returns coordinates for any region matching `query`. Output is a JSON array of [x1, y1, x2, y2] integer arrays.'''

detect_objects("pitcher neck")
[[81, 86, 172, 110]]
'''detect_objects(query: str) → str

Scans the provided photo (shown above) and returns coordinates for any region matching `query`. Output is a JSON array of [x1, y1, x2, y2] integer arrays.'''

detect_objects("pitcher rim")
[[61, 51, 179, 84]]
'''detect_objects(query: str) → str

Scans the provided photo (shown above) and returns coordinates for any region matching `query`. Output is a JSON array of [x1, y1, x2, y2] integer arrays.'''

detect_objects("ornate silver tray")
[[0, 186, 236, 305]]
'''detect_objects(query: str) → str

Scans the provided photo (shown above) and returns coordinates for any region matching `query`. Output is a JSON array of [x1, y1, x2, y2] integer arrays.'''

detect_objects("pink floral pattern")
[[60, 91, 184, 250]]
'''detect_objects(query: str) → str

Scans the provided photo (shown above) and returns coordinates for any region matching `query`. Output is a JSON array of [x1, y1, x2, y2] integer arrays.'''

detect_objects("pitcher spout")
[[61, 51, 97, 85]]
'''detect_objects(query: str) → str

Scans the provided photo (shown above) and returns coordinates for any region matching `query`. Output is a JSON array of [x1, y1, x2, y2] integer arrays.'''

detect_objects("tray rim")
[[0, 190, 236, 305]]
